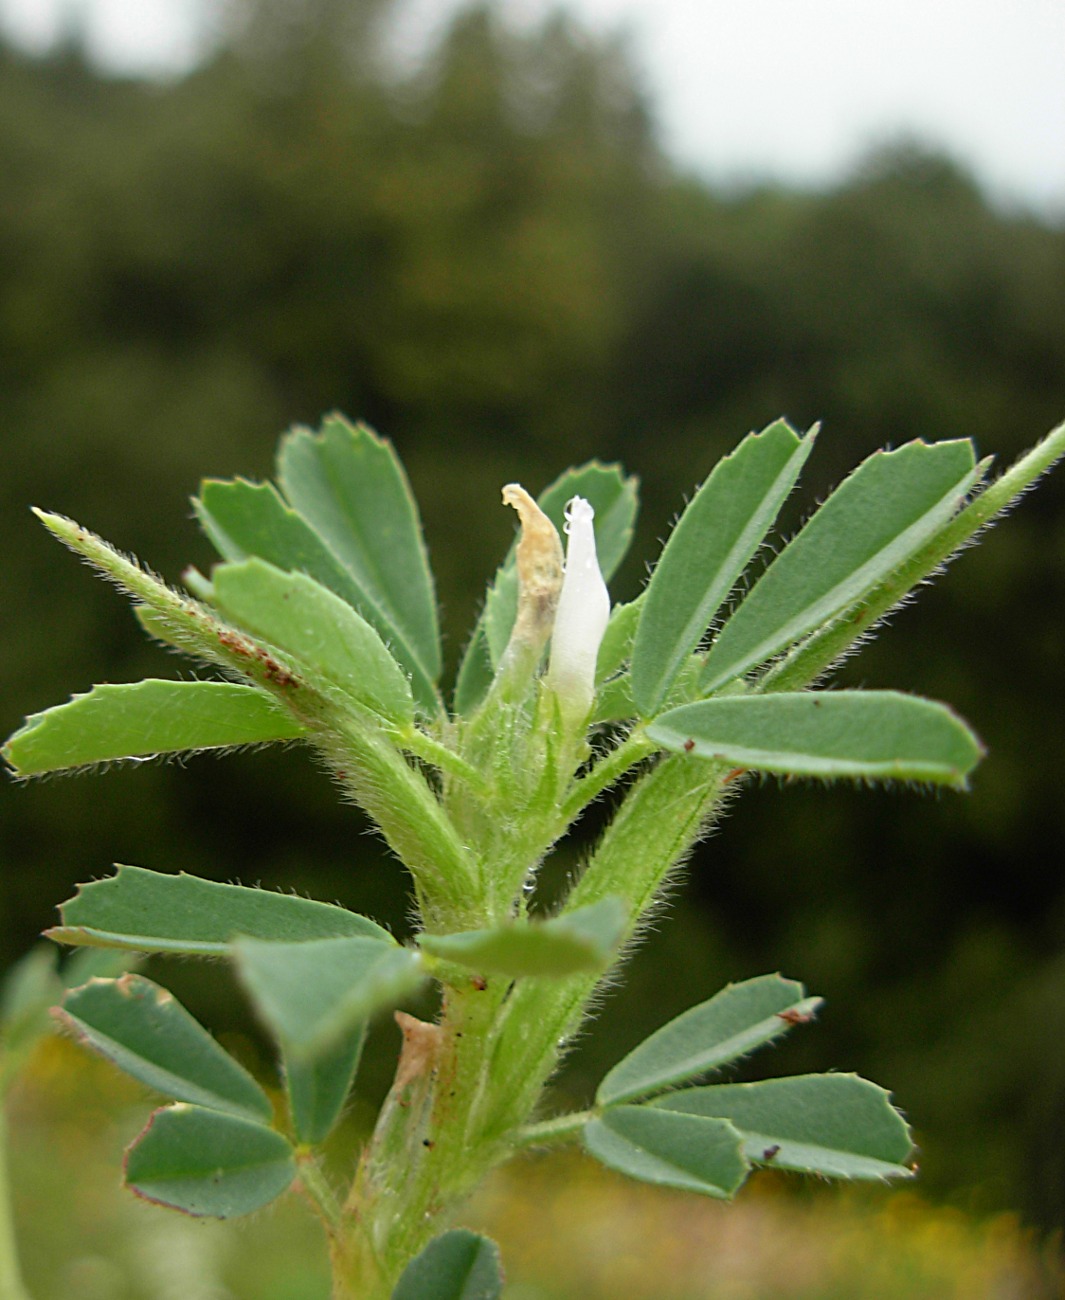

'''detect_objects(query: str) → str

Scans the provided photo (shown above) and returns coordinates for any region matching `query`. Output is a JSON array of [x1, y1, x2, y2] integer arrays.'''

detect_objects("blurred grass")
[[6, 1038, 1063, 1299]]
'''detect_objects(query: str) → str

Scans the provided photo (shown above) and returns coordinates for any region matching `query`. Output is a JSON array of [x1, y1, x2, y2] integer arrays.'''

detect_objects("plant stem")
[[331, 982, 514, 1298], [560, 729, 656, 825], [296, 1151, 342, 1232], [400, 726, 494, 799], [482, 753, 731, 1140], [514, 1109, 593, 1148], [329, 723, 482, 927], [0, 1103, 32, 1300]]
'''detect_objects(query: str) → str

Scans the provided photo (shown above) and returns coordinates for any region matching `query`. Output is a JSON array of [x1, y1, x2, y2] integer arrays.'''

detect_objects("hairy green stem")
[[400, 726, 494, 800], [560, 728, 657, 825], [332, 982, 513, 1298], [514, 1109, 593, 1148], [296, 1151, 343, 1233], [328, 723, 482, 927], [331, 753, 730, 1295], [481, 753, 732, 1140]]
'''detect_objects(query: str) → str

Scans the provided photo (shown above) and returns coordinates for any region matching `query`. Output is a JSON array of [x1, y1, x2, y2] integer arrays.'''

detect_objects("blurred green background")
[[2, 0, 1064, 1271]]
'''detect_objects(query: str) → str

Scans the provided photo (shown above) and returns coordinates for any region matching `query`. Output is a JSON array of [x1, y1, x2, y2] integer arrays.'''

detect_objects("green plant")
[[4, 414, 1063, 1298]]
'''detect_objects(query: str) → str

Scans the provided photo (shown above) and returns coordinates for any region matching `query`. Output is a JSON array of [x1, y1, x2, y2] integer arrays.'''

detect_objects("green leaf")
[[538, 461, 640, 587], [48, 865, 393, 955], [124, 1104, 295, 1218], [392, 1230, 504, 1300], [211, 560, 414, 726], [283, 1024, 366, 1146], [277, 416, 441, 682], [647, 690, 984, 787], [0, 947, 62, 1074], [234, 936, 425, 1057], [58, 975, 272, 1122], [583, 1105, 748, 1198], [455, 461, 638, 712], [759, 425, 1065, 695], [479, 549, 533, 676], [589, 673, 636, 725], [196, 476, 351, 578], [1, 947, 59, 1032], [60, 948, 140, 987], [759, 423, 1065, 698], [702, 440, 983, 692], [195, 476, 440, 714], [453, 626, 494, 716], [3, 680, 305, 778], [633, 421, 814, 716], [597, 974, 820, 1107], [653, 1074, 915, 1180], [592, 596, 655, 723], [418, 898, 627, 979], [596, 596, 643, 685]]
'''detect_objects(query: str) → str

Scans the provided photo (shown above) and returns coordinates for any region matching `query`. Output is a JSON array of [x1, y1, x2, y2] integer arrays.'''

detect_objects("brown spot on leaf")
[[776, 1008, 815, 1026]]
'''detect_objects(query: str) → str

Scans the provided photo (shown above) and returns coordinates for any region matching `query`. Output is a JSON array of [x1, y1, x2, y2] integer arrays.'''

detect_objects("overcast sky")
[[2, 0, 1063, 217]]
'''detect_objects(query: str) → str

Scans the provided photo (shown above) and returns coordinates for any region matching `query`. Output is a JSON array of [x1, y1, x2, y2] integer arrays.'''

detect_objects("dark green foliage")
[[1, 0, 1064, 1224]]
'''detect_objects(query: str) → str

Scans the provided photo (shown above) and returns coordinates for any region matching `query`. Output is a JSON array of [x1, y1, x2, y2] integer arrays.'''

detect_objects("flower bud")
[[546, 497, 610, 718]]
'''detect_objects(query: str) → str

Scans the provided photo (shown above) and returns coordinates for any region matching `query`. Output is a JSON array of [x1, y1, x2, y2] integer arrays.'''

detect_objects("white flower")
[[546, 496, 610, 717]]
